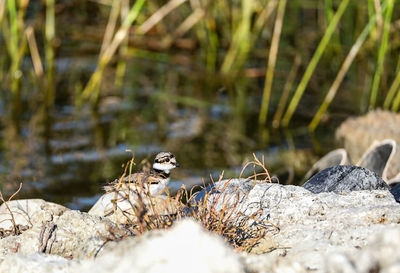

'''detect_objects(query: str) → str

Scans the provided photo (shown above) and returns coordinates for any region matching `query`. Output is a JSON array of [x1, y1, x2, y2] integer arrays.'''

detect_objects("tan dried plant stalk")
[[105, 153, 278, 252], [0, 183, 28, 237]]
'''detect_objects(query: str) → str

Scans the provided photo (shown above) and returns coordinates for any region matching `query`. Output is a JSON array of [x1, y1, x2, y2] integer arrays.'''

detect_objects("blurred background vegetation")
[[0, 0, 399, 210]]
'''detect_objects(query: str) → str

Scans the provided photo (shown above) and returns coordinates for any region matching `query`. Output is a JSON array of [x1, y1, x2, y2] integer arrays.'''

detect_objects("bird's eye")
[[165, 158, 170, 162]]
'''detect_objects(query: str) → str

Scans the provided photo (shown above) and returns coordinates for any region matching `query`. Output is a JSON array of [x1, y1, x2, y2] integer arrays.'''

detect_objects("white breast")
[[148, 178, 169, 195], [88, 177, 170, 218]]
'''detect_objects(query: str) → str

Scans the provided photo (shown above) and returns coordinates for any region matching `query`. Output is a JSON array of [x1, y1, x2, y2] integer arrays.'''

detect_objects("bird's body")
[[104, 170, 170, 196], [88, 152, 180, 220]]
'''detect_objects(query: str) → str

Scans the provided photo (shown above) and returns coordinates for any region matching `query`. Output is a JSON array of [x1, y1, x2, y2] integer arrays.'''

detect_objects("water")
[[1, 1, 363, 211], [0, 71, 338, 211]]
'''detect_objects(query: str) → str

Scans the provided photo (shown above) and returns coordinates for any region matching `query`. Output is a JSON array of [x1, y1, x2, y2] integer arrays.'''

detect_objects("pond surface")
[[0, 56, 342, 211], [0, 1, 368, 211]]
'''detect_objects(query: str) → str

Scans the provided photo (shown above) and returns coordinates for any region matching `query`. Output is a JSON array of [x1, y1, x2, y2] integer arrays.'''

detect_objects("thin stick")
[[100, 0, 121, 56], [25, 26, 43, 77], [0, 183, 22, 235], [137, 0, 187, 35], [161, 8, 204, 48], [9, 183, 23, 201], [0, 0, 6, 28], [258, 0, 287, 126]]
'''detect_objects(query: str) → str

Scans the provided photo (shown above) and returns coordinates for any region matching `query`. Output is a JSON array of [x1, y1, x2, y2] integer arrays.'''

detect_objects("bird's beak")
[[175, 162, 181, 168]]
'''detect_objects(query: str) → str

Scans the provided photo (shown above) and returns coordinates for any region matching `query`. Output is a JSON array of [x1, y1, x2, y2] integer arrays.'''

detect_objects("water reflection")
[[0, 53, 337, 211], [0, 0, 393, 212], [0, 92, 333, 211]]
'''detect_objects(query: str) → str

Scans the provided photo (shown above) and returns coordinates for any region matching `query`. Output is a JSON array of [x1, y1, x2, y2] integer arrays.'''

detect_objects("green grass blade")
[[81, 0, 146, 103], [6, 0, 17, 58], [220, 0, 254, 76], [6, 0, 20, 95], [7, 0, 29, 96], [367, 0, 379, 41], [272, 55, 301, 128], [281, 0, 350, 127], [205, 18, 219, 73], [390, 75, 400, 111], [45, 0, 55, 107], [384, 71, 400, 109], [309, 2, 388, 131], [325, 0, 333, 23], [369, 0, 395, 108]]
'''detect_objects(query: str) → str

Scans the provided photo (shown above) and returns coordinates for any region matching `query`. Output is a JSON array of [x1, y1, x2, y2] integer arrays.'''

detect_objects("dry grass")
[[0, 183, 30, 238], [102, 156, 180, 235], [105, 153, 279, 252], [183, 177, 278, 252], [0, 154, 278, 252]]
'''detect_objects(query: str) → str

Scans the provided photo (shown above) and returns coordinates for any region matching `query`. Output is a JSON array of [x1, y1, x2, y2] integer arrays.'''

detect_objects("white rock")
[[0, 253, 76, 273], [89, 191, 178, 225], [353, 227, 400, 273], [0, 199, 67, 230], [317, 227, 400, 273], [2, 182, 400, 273], [196, 179, 400, 271], [242, 252, 307, 273], [0, 199, 123, 259], [322, 253, 356, 273], [78, 219, 245, 273]]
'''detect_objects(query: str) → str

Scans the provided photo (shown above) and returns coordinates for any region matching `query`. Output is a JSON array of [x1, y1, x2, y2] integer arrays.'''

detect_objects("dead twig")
[[240, 153, 272, 183], [0, 183, 23, 236]]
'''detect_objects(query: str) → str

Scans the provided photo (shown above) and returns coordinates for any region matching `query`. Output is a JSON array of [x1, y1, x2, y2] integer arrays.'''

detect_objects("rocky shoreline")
[[0, 177, 399, 273], [1, 110, 400, 273]]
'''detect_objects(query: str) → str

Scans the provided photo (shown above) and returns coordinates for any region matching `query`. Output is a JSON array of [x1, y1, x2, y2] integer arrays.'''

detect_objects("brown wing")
[[103, 171, 162, 192]]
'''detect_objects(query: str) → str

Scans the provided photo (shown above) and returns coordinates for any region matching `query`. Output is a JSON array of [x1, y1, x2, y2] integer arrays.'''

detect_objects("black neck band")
[[153, 168, 170, 179]]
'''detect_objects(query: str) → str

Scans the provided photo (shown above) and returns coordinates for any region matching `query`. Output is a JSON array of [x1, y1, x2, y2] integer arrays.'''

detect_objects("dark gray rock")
[[192, 178, 256, 203], [302, 165, 390, 194], [390, 183, 400, 202]]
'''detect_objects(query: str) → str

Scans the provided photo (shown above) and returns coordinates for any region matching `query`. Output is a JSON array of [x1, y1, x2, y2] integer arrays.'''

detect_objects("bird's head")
[[152, 152, 180, 174]]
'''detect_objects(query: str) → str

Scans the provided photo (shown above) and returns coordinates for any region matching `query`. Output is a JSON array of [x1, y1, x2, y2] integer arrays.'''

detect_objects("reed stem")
[[81, 0, 146, 104], [220, 0, 253, 77], [258, 0, 287, 126], [45, 0, 55, 107], [0, 0, 5, 28], [309, 2, 388, 131], [384, 52, 400, 109], [390, 73, 400, 111], [272, 55, 301, 128], [115, 0, 129, 89], [369, 0, 395, 108], [281, 0, 350, 127]]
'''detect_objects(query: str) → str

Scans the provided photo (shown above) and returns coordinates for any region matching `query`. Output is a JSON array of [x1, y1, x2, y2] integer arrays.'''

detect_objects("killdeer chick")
[[106, 151, 180, 195], [88, 152, 180, 218]]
